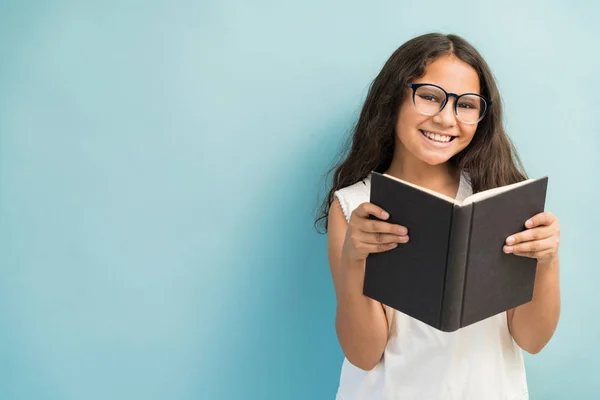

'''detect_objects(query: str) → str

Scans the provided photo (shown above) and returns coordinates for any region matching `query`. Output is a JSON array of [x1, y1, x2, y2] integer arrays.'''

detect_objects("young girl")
[[315, 33, 561, 399]]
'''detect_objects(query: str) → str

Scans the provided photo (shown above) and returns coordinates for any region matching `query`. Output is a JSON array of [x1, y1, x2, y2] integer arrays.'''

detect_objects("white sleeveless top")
[[333, 172, 529, 400]]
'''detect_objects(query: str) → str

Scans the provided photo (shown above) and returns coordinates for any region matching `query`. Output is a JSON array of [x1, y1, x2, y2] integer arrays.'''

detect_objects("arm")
[[507, 256, 560, 354], [327, 199, 407, 370], [504, 212, 561, 354]]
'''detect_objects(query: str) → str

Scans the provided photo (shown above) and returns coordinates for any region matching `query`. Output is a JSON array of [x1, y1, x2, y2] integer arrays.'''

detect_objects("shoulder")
[[332, 174, 372, 223]]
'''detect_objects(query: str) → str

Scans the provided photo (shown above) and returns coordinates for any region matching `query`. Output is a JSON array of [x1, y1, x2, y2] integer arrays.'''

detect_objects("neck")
[[384, 150, 460, 195]]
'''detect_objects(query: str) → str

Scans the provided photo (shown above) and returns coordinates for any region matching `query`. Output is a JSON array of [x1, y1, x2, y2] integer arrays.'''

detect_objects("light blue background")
[[1, 1, 598, 399]]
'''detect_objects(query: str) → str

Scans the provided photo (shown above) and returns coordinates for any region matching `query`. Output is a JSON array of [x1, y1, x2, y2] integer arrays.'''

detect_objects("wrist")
[[537, 253, 559, 270], [540, 250, 559, 264], [339, 255, 366, 297]]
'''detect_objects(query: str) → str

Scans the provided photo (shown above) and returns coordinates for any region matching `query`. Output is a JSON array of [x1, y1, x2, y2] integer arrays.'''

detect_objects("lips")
[[420, 130, 456, 143]]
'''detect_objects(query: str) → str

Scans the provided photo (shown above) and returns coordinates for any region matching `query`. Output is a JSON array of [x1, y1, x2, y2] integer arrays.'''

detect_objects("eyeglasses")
[[407, 83, 492, 124]]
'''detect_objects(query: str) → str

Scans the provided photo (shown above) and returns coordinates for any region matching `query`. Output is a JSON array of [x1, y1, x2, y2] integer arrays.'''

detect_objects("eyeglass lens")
[[413, 85, 487, 124]]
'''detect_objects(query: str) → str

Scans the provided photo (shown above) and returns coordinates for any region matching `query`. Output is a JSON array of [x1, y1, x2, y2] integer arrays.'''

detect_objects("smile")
[[420, 130, 456, 143]]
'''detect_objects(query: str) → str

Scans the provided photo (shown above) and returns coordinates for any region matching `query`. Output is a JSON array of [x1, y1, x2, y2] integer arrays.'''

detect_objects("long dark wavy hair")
[[314, 33, 527, 234]]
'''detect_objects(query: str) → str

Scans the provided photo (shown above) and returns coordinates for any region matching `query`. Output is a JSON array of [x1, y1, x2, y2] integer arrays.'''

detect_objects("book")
[[364, 171, 549, 332]]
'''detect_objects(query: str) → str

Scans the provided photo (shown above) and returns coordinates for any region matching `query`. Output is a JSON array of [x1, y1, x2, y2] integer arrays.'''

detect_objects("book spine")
[[440, 204, 473, 332]]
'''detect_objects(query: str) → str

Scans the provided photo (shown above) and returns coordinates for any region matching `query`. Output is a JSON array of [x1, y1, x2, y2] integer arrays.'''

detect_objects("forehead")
[[414, 55, 480, 94]]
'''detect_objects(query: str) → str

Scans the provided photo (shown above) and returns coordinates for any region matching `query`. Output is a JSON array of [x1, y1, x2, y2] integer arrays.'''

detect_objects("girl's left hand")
[[503, 212, 560, 264]]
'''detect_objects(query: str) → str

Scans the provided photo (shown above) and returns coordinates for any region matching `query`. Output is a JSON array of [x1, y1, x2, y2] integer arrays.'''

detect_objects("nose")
[[432, 98, 457, 127]]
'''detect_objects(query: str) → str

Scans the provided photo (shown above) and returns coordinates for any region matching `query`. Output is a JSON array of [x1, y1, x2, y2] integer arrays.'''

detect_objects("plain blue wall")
[[1, 1, 599, 399]]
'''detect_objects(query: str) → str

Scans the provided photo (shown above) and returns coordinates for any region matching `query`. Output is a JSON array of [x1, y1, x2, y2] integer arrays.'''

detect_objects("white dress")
[[333, 172, 529, 400]]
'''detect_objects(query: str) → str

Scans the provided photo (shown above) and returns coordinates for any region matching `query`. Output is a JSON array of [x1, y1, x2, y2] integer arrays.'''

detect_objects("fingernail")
[[382, 211, 389, 219], [525, 220, 533, 228], [506, 236, 515, 245], [398, 227, 407, 235], [503, 246, 513, 253]]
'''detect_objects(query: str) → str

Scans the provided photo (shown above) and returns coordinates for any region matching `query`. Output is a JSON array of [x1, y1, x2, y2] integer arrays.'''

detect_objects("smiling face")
[[395, 54, 481, 166]]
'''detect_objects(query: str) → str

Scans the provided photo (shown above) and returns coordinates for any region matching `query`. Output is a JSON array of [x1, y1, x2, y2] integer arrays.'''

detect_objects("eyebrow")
[[414, 82, 481, 95]]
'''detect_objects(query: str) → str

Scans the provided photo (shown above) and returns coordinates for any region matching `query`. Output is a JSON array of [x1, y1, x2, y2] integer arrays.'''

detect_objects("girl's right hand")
[[342, 202, 410, 262]]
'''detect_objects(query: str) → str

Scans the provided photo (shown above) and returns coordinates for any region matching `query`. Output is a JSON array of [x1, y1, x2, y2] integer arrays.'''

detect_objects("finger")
[[360, 219, 408, 236], [353, 203, 409, 235], [354, 202, 391, 221], [504, 237, 556, 254], [506, 225, 553, 245], [512, 248, 555, 259], [510, 251, 538, 259], [525, 211, 555, 229], [362, 242, 401, 254], [360, 231, 410, 245]]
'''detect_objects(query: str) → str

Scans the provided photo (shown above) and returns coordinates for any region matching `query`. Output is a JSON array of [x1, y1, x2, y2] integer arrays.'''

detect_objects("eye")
[[457, 96, 481, 110], [419, 94, 441, 103]]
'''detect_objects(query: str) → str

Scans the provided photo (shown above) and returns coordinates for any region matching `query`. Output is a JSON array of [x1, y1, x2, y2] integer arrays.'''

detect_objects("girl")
[[314, 33, 561, 399]]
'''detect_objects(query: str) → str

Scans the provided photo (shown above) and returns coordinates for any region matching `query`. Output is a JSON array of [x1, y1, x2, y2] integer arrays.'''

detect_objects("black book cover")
[[363, 171, 548, 332]]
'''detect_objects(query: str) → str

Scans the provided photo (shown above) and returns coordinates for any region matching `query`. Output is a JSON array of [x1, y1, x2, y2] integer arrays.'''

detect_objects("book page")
[[382, 173, 458, 204], [460, 178, 538, 205]]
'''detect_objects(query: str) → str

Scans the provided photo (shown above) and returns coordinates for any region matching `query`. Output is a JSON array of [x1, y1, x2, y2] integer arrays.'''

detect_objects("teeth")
[[423, 130, 452, 143]]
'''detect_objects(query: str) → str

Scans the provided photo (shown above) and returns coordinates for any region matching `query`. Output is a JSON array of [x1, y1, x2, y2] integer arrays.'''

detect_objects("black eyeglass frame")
[[407, 83, 492, 124]]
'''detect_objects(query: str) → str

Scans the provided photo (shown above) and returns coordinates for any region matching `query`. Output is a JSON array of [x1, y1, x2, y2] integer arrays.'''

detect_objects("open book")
[[364, 171, 548, 332]]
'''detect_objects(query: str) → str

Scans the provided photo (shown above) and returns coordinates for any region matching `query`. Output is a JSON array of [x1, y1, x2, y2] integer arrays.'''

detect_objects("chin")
[[420, 154, 453, 166], [417, 141, 469, 166], [415, 147, 459, 166]]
